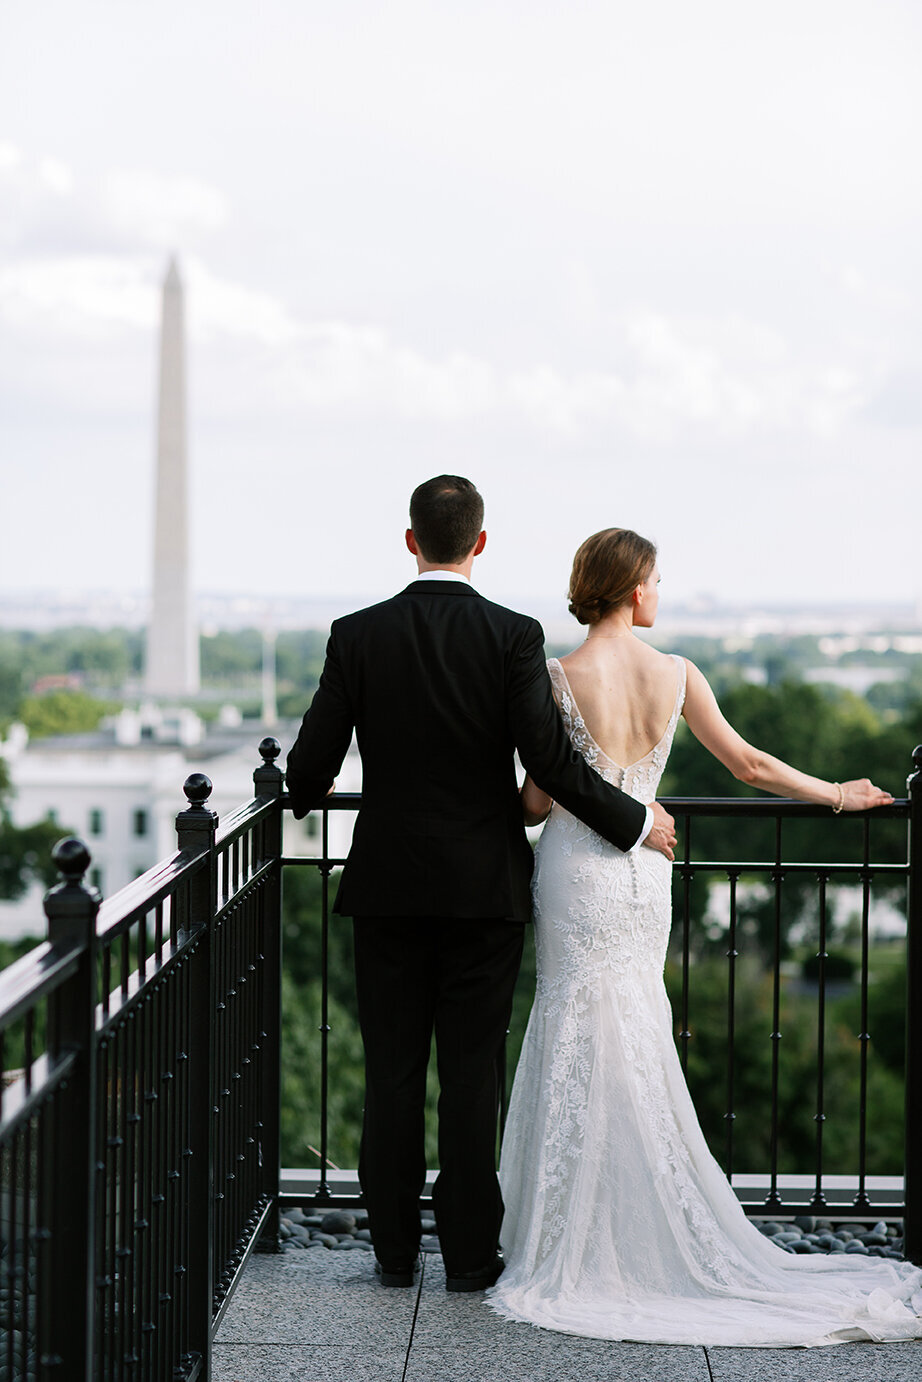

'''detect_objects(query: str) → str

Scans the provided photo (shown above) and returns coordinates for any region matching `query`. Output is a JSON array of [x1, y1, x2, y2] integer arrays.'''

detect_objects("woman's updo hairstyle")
[[567, 528, 657, 626]]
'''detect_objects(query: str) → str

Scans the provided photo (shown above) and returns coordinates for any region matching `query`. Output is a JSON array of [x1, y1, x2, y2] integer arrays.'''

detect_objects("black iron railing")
[[284, 750, 922, 1265], [0, 742, 285, 1381], [0, 740, 919, 1380], [663, 795, 915, 1220]]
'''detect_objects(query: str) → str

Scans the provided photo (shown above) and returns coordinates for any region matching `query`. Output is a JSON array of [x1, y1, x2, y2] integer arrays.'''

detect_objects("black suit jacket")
[[285, 580, 647, 921]]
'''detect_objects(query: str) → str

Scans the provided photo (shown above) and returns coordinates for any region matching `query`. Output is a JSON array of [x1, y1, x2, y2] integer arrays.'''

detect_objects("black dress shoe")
[[374, 1259, 419, 1288], [445, 1251, 504, 1293]]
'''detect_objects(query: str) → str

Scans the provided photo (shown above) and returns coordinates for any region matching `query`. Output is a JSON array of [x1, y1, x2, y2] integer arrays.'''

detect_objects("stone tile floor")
[[213, 1247, 921, 1382]]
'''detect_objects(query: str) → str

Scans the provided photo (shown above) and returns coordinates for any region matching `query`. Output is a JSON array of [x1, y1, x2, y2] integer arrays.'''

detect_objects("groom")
[[285, 475, 676, 1291]]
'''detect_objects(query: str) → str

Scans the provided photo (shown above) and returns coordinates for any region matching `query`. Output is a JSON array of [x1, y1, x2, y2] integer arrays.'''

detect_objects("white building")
[[0, 710, 361, 940]]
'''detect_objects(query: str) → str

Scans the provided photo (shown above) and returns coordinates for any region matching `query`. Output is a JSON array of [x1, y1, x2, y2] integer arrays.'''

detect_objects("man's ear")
[[473, 530, 487, 556], [406, 529, 419, 556]]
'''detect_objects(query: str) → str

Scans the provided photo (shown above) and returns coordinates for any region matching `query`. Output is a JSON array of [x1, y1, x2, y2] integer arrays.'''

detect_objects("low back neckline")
[[548, 655, 686, 773]]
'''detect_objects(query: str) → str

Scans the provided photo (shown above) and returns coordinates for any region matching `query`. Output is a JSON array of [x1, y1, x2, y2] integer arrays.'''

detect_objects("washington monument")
[[146, 257, 200, 696]]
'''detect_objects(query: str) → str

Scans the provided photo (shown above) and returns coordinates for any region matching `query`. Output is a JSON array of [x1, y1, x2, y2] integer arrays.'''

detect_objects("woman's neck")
[[586, 613, 634, 640]]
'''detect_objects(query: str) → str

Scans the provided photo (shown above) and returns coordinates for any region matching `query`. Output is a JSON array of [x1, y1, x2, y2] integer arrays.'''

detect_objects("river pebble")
[[278, 1209, 909, 1263]]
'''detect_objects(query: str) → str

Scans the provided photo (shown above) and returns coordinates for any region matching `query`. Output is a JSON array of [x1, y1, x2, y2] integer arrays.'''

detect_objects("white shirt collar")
[[415, 570, 472, 586]]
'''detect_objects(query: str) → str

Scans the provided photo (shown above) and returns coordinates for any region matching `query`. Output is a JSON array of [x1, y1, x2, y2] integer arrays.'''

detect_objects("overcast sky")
[[1, 1, 919, 618]]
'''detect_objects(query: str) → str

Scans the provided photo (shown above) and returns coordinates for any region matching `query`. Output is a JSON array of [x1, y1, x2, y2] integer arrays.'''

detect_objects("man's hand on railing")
[[643, 801, 677, 862]]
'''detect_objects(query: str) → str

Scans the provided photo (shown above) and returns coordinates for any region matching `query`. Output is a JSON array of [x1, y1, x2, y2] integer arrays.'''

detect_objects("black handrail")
[[281, 760, 922, 1262], [0, 742, 918, 1380], [0, 739, 285, 1381]]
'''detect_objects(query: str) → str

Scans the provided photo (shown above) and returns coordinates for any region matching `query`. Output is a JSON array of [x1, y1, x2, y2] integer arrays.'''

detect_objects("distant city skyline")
[[1, 585, 919, 646], [1, 2, 919, 610]]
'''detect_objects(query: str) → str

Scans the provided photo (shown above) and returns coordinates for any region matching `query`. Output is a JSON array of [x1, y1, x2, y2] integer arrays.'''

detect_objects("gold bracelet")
[[832, 783, 845, 814]]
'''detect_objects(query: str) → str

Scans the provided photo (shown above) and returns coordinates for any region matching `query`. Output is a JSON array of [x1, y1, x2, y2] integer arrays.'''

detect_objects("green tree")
[[280, 971, 368, 1168], [200, 629, 263, 683], [0, 664, 24, 729], [666, 954, 906, 1178], [280, 866, 373, 1168], [0, 757, 65, 899], [17, 689, 119, 739], [278, 863, 541, 1170], [0, 814, 62, 899], [655, 681, 920, 956], [0, 627, 142, 702], [276, 631, 329, 719]]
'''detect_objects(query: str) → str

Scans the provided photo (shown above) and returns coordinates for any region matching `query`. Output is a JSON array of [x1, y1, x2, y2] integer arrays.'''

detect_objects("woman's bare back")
[[558, 637, 681, 769]]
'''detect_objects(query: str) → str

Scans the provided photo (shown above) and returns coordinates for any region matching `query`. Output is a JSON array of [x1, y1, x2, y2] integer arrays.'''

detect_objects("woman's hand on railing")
[[839, 779, 894, 811]]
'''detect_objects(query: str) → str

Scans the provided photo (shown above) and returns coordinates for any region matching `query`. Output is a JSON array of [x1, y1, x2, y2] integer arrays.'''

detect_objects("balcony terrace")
[[212, 1245, 921, 1381], [1, 739, 920, 1380]]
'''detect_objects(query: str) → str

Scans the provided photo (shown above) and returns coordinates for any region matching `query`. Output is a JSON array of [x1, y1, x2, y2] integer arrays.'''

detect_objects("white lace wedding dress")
[[488, 656, 922, 1347]]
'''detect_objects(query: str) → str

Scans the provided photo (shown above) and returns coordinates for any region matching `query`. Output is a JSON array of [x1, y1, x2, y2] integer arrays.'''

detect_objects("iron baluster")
[[854, 821, 873, 1212], [765, 818, 785, 1214], [41, 838, 100, 1381], [810, 871, 829, 1211], [904, 746, 922, 1262], [679, 815, 692, 1074], [253, 740, 283, 1254], [724, 870, 740, 1178], [176, 772, 218, 1381], [317, 805, 333, 1204]]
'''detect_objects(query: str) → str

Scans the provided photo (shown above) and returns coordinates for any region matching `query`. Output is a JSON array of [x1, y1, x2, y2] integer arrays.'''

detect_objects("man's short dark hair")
[[409, 476, 485, 564]]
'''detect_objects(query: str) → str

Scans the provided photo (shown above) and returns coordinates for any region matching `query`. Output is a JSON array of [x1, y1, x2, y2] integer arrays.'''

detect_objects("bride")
[[488, 527, 922, 1347]]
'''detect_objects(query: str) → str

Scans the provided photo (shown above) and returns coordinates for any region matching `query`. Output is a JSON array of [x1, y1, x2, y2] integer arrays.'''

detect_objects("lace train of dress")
[[488, 656, 922, 1347]]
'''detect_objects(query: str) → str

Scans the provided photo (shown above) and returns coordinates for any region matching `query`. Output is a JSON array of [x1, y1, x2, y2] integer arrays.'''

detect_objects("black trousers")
[[352, 916, 525, 1273]]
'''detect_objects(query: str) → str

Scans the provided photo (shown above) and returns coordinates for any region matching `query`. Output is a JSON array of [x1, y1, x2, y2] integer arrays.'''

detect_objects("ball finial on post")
[[176, 772, 218, 854], [44, 836, 100, 941], [51, 836, 92, 885], [255, 736, 284, 800], [183, 773, 214, 810], [259, 736, 281, 764]]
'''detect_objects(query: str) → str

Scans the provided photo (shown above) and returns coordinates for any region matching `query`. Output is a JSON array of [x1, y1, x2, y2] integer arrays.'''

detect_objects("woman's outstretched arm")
[[681, 659, 893, 811]]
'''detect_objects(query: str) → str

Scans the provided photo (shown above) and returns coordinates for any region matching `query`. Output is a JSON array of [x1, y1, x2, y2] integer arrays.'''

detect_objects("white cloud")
[[37, 157, 74, 196], [841, 265, 867, 295], [184, 261, 302, 347], [806, 367, 868, 438], [249, 304, 874, 445], [621, 314, 775, 436], [0, 141, 24, 173], [0, 154, 229, 259], [822, 260, 907, 316], [0, 245, 877, 445], [0, 254, 300, 348], [500, 314, 868, 443], [0, 148, 76, 204], [102, 170, 228, 247], [0, 138, 900, 445], [508, 365, 626, 433], [271, 324, 497, 419], [0, 150, 95, 255], [0, 255, 157, 337]]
